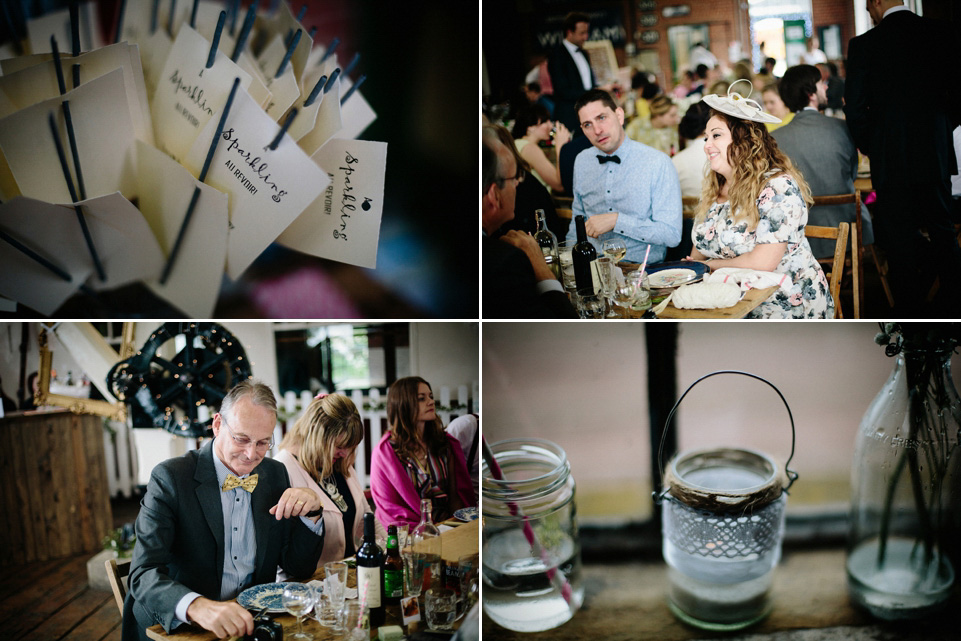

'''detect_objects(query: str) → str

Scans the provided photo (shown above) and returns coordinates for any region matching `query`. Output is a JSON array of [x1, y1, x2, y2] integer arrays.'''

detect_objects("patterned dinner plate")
[[454, 507, 478, 522], [647, 261, 709, 288], [237, 582, 289, 613]]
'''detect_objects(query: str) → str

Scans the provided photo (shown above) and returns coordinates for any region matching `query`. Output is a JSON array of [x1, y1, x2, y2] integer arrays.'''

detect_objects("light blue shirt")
[[174, 442, 324, 626], [567, 136, 682, 264]]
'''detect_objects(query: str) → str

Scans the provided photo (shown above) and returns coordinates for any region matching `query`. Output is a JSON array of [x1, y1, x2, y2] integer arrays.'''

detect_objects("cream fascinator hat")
[[701, 79, 782, 124]]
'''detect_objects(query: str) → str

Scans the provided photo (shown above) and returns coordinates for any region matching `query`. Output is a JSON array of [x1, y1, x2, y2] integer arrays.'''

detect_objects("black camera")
[[246, 613, 283, 641]]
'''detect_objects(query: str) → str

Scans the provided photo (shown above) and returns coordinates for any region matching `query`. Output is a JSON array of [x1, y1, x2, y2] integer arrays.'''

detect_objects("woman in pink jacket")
[[275, 393, 384, 572], [371, 377, 476, 528]]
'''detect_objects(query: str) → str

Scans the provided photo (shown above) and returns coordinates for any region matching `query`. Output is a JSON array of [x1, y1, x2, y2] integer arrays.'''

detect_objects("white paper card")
[[136, 141, 228, 318], [26, 4, 101, 55], [278, 138, 386, 269], [151, 25, 252, 162], [0, 68, 138, 202], [297, 80, 342, 157], [337, 77, 377, 140]]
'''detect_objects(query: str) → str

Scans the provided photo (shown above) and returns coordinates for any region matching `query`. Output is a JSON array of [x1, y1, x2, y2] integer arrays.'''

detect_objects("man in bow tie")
[[566, 89, 682, 264], [123, 381, 325, 641]]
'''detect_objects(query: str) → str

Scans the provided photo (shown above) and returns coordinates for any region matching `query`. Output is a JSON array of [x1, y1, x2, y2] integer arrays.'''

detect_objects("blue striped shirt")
[[567, 137, 682, 264]]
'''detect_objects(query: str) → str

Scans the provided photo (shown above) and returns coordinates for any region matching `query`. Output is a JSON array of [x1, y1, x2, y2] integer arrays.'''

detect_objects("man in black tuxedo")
[[844, 0, 961, 315], [482, 128, 577, 318], [547, 12, 596, 133]]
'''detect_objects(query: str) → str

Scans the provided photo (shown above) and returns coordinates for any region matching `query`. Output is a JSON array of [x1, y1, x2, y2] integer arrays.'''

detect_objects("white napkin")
[[706, 268, 790, 292], [671, 281, 742, 309]]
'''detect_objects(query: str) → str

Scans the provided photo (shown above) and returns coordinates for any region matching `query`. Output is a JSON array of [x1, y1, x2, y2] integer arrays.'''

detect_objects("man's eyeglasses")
[[220, 413, 274, 450], [498, 168, 525, 186]]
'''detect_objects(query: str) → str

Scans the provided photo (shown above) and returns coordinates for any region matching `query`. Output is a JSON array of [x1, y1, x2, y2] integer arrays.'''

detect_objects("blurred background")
[[0, 0, 477, 318]]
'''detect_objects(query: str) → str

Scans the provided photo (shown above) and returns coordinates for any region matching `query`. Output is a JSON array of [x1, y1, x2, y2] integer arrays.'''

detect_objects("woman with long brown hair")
[[687, 84, 833, 318], [370, 377, 475, 527], [275, 393, 383, 569]]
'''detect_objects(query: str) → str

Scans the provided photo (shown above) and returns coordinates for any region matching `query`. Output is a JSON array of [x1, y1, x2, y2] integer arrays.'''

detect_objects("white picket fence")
[[102, 384, 478, 498]]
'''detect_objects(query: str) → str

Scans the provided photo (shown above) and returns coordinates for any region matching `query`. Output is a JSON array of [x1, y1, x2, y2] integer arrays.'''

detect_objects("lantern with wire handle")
[[655, 371, 799, 631], [106, 322, 252, 437]]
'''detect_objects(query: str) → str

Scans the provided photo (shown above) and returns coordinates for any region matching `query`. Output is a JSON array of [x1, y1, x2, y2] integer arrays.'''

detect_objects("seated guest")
[[488, 124, 567, 240], [482, 127, 577, 318], [566, 89, 682, 264], [761, 81, 793, 132], [446, 413, 479, 500], [688, 93, 834, 318], [124, 381, 325, 641], [626, 94, 681, 156], [275, 393, 384, 569], [559, 131, 593, 196], [672, 101, 712, 200], [771, 64, 874, 257], [524, 81, 555, 118], [370, 377, 476, 528], [511, 104, 570, 193]]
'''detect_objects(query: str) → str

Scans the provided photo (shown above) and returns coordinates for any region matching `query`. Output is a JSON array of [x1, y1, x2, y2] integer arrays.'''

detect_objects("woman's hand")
[[553, 121, 571, 147]]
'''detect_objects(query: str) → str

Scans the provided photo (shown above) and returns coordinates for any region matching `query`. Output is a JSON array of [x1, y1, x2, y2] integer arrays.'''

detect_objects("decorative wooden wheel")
[[107, 322, 252, 437]]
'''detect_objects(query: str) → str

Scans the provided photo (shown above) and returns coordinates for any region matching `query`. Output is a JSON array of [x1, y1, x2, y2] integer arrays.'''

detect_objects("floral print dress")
[[692, 173, 834, 319]]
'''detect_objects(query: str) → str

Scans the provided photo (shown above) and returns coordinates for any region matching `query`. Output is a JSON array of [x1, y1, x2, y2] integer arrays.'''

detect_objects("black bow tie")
[[597, 155, 620, 164]]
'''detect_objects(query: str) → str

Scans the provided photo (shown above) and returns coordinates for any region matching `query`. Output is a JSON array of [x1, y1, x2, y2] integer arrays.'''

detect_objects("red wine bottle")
[[573, 215, 597, 292], [356, 512, 385, 626]]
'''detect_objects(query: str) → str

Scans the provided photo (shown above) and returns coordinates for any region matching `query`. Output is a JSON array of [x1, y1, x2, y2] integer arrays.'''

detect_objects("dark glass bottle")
[[534, 209, 559, 279], [383, 525, 404, 605], [356, 512, 385, 626], [573, 215, 597, 292]]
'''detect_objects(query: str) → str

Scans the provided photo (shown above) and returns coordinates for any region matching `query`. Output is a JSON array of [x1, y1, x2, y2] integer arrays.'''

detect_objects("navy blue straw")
[[320, 37, 339, 64], [342, 52, 360, 78], [206, 11, 226, 69], [0, 230, 72, 282], [51, 36, 67, 94], [323, 67, 341, 94], [303, 74, 326, 107], [150, 0, 159, 35], [296, 4, 307, 22], [340, 74, 366, 105], [113, 0, 127, 44], [190, 0, 199, 29], [268, 108, 297, 150], [227, 0, 240, 36], [158, 186, 201, 285], [231, 1, 257, 62], [167, 0, 177, 38], [199, 77, 240, 183], [275, 29, 301, 79], [307, 26, 316, 40], [70, 0, 80, 55]]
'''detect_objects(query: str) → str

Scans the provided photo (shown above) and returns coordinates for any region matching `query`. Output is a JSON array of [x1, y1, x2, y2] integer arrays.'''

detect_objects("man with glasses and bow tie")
[[123, 381, 325, 641], [565, 88, 682, 264]]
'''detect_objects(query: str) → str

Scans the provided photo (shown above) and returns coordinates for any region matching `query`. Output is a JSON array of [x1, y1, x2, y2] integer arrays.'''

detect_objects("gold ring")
[[296, 500, 304, 505]]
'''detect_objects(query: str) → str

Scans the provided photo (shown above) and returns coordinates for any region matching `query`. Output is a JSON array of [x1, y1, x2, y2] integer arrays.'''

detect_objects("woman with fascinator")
[[687, 81, 834, 319], [275, 393, 384, 570], [370, 377, 476, 527]]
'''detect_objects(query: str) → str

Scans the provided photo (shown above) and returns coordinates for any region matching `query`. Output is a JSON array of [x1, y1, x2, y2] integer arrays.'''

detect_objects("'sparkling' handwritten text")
[[220, 128, 288, 203]]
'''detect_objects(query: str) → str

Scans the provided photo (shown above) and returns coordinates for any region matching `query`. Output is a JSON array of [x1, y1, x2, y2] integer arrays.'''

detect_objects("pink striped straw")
[[481, 438, 573, 607], [635, 244, 652, 299]]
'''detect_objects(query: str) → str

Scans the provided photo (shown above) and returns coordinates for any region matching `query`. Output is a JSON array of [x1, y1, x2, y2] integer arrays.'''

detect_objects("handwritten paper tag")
[[0, 68, 138, 203], [151, 24, 252, 162], [0, 196, 95, 314], [136, 141, 228, 317], [184, 87, 330, 279], [277, 138, 386, 268]]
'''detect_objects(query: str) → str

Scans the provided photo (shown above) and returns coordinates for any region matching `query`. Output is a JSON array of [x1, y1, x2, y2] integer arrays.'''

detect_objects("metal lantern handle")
[[656, 370, 799, 493]]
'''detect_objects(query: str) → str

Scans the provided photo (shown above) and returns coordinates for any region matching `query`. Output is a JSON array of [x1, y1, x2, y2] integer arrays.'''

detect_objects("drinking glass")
[[282, 582, 315, 640], [458, 553, 479, 616], [612, 281, 635, 318], [595, 256, 618, 317], [403, 537, 426, 598], [557, 240, 577, 294], [601, 238, 627, 264], [425, 587, 459, 631], [321, 561, 348, 629], [339, 601, 368, 641], [628, 270, 652, 315], [574, 288, 605, 319]]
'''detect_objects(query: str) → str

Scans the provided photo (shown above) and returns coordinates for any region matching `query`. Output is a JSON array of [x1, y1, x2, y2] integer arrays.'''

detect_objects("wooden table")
[[145, 520, 479, 640], [656, 285, 779, 318]]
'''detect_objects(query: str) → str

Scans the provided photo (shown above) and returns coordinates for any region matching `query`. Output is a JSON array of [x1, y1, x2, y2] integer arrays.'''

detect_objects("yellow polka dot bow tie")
[[222, 473, 258, 493]]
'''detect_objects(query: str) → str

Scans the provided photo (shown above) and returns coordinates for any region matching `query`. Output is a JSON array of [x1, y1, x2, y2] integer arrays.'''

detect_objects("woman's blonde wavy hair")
[[280, 394, 363, 484], [696, 109, 812, 230]]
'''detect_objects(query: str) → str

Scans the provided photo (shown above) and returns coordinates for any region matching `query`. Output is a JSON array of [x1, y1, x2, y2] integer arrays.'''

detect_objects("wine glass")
[[602, 238, 627, 265], [595, 256, 618, 317], [282, 582, 315, 640]]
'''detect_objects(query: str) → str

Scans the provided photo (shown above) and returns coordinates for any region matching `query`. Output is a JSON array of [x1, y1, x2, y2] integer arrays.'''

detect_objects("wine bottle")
[[383, 525, 404, 605], [410, 499, 442, 590], [573, 215, 597, 293], [356, 512, 385, 626], [534, 209, 560, 279]]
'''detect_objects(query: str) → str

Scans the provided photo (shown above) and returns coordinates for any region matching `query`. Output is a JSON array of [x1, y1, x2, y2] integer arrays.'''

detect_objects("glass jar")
[[847, 348, 961, 620], [482, 438, 584, 632]]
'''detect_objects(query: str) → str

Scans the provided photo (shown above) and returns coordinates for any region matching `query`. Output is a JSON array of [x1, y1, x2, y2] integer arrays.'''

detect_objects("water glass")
[[574, 288, 605, 319], [319, 561, 348, 628], [339, 601, 368, 641], [557, 240, 577, 293], [627, 270, 651, 315], [595, 256, 618, 317], [425, 587, 458, 631], [458, 553, 479, 615], [403, 537, 426, 598]]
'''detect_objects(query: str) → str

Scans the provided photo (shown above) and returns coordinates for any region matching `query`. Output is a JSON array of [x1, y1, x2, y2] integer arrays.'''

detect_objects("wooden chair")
[[105, 557, 131, 615], [556, 208, 573, 220], [552, 194, 574, 211], [810, 193, 868, 318], [681, 196, 699, 220], [805, 222, 850, 319]]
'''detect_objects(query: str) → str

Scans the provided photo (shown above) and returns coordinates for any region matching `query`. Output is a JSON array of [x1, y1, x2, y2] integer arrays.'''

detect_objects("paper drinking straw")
[[276, 29, 301, 78], [158, 186, 201, 285], [635, 244, 651, 299], [51, 38, 87, 201], [231, 1, 257, 62], [190, 0, 199, 29], [481, 437, 573, 607], [320, 37, 340, 64], [357, 575, 369, 628], [323, 68, 341, 95], [268, 109, 297, 150], [342, 52, 361, 78], [167, 0, 177, 38], [304, 74, 327, 107], [341, 75, 366, 106], [0, 230, 72, 282], [205, 11, 226, 69]]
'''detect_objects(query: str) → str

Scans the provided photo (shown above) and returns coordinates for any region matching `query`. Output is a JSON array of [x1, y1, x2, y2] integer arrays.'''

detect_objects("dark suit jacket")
[[482, 234, 577, 319], [771, 109, 874, 256], [844, 10, 961, 189], [547, 43, 596, 132], [122, 441, 324, 641]]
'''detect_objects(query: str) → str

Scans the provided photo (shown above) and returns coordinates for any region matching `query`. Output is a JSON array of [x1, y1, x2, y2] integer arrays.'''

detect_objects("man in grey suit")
[[123, 381, 325, 641], [772, 64, 873, 258]]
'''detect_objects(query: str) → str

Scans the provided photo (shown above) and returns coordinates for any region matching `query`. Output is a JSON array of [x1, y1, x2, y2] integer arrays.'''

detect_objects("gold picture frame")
[[34, 323, 136, 421]]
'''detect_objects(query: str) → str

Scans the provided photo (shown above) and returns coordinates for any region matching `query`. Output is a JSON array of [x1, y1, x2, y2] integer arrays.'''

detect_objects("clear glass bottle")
[[847, 347, 961, 620], [411, 498, 442, 590], [482, 438, 583, 632], [533, 209, 559, 279]]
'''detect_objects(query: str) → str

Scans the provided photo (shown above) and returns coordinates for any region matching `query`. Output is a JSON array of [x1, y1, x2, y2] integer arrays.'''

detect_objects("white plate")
[[237, 582, 289, 613], [648, 268, 698, 288]]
